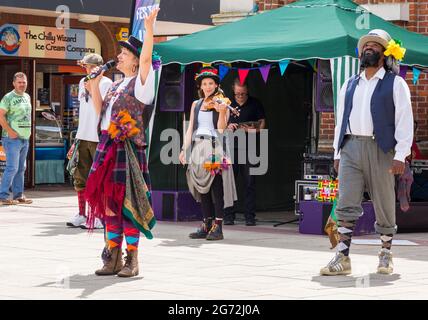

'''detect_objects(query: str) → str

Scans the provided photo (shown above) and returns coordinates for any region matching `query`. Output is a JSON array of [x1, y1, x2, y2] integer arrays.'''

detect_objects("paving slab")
[[0, 186, 427, 300]]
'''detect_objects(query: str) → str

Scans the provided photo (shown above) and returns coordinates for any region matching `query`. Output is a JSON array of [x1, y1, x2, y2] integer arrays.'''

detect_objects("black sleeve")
[[228, 100, 239, 124], [228, 116, 238, 124], [255, 98, 266, 120]]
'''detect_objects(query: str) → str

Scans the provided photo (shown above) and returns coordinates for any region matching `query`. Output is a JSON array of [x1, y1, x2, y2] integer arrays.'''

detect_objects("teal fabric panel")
[[35, 160, 65, 184]]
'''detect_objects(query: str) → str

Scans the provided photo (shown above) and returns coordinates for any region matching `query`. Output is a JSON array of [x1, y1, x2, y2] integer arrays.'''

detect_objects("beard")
[[360, 50, 381, 68]]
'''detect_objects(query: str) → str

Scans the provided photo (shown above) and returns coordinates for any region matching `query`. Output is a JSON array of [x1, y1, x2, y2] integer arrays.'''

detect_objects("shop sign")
[[0, 24, 101, 60], [116, 28, 129, 41]]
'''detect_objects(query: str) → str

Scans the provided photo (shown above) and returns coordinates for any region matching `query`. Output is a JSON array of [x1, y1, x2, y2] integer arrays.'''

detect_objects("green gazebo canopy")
[[155, 0, 428, 67]]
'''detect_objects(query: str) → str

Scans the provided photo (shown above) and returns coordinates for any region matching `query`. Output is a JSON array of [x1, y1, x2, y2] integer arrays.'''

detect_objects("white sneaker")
[[320, 252, 352, 276], [80, 217, 104, 229], [66, 214, 87, 227]]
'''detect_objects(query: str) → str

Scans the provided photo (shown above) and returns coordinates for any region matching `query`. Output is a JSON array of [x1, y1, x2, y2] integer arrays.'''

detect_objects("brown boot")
[[95, 247, 123, 276], [117, 249, 139, 277], [206, 221, 224, 241], [189, 218, 212, 239]]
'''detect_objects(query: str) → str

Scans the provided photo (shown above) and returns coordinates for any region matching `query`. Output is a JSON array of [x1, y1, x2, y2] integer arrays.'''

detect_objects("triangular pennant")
[[238, 69, 250, 85], [180, 64, 186, 73], [308, 59, 317, 72], [279, 60, 290, 76], [399, 65, 408, 79], [202, 63, 211, 67], [413, 67, 421, 85], [259, 65, 271, 83], [224, 63, 232, 68], [219, 64, 229, 81]]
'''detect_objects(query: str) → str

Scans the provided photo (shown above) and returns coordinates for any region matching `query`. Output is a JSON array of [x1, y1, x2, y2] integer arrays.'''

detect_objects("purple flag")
[[399, 65, 408, 79], [259, 65, 271, 83]]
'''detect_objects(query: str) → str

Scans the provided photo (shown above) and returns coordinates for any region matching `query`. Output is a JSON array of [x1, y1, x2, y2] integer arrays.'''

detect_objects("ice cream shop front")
[[0, 22, 103, 187]]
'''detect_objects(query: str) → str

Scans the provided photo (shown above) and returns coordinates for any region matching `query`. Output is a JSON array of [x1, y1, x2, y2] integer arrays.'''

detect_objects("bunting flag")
[[217, 62, 285, 84], [219, 64, 229, 81], [180, 64, 185, 73], [413, 67, 421, 85], [238, 69, 250, 85], [202, 63, 211, 67], [307, 59, 318, 72], [259, 65, 271, 83], [330, 56, 360, 116], [399, 65, 408, 79], [279, 60, 289, 76]]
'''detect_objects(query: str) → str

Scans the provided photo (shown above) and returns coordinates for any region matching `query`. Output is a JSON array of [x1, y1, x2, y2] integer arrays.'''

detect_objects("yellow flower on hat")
[[384, 39, 406, 61]]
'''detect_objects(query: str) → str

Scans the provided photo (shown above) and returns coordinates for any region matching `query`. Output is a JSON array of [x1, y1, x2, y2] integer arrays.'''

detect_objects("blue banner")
[[131, 0, 161, 41]]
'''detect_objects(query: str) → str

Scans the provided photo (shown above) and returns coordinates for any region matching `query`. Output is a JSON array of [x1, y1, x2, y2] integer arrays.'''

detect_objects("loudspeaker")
[[299, 201, 375, 236], [151, 190, 202, 221], [159, 64, 186, 112], [315, 60, 334, 112]]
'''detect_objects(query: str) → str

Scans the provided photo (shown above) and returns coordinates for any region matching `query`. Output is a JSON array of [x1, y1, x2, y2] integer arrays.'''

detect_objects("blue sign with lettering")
[[131, 0, 160, 41]]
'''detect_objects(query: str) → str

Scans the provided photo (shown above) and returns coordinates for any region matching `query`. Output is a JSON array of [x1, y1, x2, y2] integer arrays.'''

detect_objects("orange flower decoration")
[[108, 110, 140, 142], [203, 155, 230, 176]]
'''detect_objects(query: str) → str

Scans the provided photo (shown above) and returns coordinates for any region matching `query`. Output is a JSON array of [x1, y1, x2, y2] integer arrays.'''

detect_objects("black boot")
[[206, 220, 224, 241], [189, 219, 212, 239]]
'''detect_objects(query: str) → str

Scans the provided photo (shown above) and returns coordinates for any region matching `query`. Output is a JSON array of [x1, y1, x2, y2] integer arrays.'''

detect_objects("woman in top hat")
[[84, 9, 160, 277], [179, 67, 237, 241]]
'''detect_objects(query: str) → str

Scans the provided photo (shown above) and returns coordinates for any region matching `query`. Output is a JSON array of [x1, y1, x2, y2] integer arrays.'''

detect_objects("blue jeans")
[[0, 137, 29, 200]]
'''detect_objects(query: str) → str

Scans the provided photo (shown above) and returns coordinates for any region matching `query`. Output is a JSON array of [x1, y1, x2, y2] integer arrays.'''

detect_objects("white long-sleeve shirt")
[[333, 67, 413, 162]]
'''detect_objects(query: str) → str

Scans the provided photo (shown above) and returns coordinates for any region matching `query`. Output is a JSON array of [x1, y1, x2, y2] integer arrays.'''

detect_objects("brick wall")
[[256, 0, 428, 153], [256, 0, 296, 10]]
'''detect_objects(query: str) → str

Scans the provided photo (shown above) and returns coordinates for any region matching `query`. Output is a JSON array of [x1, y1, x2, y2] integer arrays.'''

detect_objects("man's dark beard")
[[360, 50, 381, 68]]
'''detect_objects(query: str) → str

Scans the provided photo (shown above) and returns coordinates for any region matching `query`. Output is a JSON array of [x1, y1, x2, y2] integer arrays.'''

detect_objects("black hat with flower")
[[118, 35, 162, 71], [195, 66, 220, 85]]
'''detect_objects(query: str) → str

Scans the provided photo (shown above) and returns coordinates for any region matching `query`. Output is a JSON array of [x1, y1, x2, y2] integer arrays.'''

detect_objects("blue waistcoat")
[[337, 71, 397, 154]]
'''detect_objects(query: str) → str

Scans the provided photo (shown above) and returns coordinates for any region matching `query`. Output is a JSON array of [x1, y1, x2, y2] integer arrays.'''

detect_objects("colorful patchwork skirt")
[[85, 131, 155, 239]]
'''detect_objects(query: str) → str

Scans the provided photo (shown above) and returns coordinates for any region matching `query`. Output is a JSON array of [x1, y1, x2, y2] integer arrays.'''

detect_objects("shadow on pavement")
[[157, 238, 208, 248], [37, 273, 141, 298], [34, 222, 104, 237], [312, 273, 401, 288], [152, 221, 428, 263], [26, 184, 75, 199]]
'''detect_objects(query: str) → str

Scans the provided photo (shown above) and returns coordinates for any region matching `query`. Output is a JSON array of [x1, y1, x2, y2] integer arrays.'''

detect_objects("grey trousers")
[[336, 135, 397, 235]]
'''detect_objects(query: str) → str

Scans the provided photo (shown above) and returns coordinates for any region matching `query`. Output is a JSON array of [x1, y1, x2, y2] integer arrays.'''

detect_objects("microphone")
[[214, 99, 240, 116], [84, 60, 116, 82]]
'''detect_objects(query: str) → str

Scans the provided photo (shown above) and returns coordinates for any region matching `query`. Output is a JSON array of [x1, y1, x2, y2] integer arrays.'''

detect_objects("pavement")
[[1, 185, 428, 300]]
